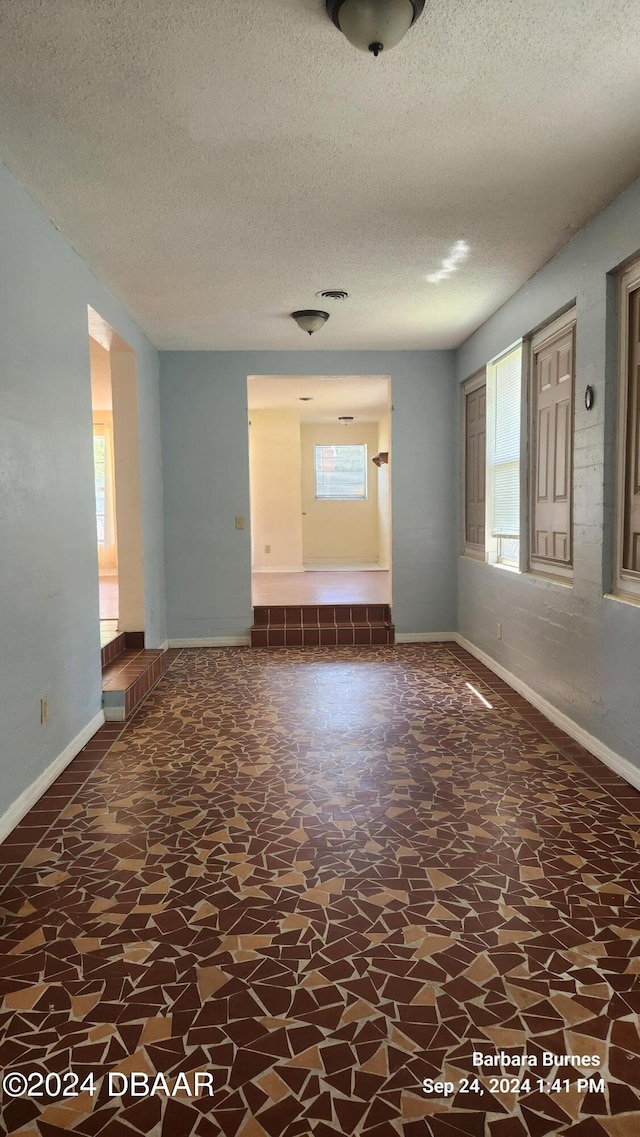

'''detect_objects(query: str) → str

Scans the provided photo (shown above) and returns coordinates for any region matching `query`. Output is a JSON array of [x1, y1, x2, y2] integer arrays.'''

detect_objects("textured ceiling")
[[2, 1, 640, 351]]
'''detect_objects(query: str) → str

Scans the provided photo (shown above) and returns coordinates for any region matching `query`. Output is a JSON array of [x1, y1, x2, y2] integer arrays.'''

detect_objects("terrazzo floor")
[[2, 644, 640, 1137]]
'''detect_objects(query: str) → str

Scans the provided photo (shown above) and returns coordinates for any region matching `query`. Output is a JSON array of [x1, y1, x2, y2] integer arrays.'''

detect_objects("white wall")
[[377, 415, 391, 569], [456, 173, 640, 769], [249, 409, 303, 571], [111, 344, 145, 630], [301, 422, 379, 566], [0, 159, 166, 821], [160, 351, 457, 638]]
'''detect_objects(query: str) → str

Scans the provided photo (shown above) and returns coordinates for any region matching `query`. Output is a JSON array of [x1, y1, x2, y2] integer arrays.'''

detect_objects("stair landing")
[[250, 604, 394, 648]]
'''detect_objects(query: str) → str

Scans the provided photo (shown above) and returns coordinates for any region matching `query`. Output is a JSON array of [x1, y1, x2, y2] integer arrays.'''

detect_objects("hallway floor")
[[2, 645, 640, 1137], [99, 576, 119, 622], [252, 571, 390, 607]]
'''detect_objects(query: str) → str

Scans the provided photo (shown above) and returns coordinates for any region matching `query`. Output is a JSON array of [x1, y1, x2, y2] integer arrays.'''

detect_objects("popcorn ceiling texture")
[[1, 644, 640, 1136], [1, 1, 640, 349]]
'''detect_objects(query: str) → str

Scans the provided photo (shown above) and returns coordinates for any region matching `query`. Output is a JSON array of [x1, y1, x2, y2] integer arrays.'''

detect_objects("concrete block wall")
[[456, 176, 640, 770]]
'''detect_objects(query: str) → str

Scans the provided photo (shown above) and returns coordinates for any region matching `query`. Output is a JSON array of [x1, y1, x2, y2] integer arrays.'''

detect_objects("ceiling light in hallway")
[[291, 310, 330, 335], [326, 0, 425, 57]]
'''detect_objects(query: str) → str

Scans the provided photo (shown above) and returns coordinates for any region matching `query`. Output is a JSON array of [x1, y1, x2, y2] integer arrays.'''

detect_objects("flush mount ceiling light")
[[326, 0, 425, 57], [291, 310, 330, 336], [338, 415, 355, 425]]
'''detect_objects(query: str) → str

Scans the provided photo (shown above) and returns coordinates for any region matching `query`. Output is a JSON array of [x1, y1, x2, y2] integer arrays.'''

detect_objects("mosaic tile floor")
[[2, 644, 640, 1137]]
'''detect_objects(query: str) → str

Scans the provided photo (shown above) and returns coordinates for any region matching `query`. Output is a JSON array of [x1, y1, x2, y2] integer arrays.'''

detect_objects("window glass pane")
[[498, 537, 520, 564], [491, 347, 521, 538], [315, 444, 367, 500], [93, 431, 106, 544]]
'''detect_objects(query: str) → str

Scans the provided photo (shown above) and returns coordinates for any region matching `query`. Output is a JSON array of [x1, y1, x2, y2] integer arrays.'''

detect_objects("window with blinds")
[[463, 371, 486, 558], [314, 444, 367, 500], [489, 346, 522, 539]]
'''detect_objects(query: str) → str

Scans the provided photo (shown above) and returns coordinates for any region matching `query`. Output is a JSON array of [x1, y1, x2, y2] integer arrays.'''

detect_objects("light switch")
[[235, 516, 244, 530]]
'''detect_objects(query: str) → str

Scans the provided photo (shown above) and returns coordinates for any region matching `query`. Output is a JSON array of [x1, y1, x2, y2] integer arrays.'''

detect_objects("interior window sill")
[[605, 590, 640, 609], [528, 569, 573, 589]]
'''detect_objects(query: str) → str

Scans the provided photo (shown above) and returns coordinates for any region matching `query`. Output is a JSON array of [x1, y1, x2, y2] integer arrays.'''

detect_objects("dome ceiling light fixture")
[[291, 310, 330, 336], [326, 0, 425, 57], [338, 415, 355, 425]]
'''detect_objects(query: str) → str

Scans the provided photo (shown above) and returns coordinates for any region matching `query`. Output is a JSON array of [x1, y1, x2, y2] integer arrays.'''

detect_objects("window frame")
[[527, 307, 576, 582], [461, 368, 487, 561], [615, 258, 640, 602], [314, 442, 368, 501]]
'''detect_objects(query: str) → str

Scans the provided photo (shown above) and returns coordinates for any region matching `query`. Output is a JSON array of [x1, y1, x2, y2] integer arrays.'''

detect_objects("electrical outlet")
[[235, 516, 244, 530], [40, 698, 48, 724], [496, 623, 502, 640], [265, 544, 271, 554]]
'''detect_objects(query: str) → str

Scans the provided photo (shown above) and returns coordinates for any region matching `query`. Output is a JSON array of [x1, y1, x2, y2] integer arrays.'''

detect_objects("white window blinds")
[[490, 346, 522, 538], [314, 444, 367, 500]]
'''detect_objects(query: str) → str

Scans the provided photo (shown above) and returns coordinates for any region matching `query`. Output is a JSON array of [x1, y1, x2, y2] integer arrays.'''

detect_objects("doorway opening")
[[247, 374, 391, 607], [88, 307, 145, 648]]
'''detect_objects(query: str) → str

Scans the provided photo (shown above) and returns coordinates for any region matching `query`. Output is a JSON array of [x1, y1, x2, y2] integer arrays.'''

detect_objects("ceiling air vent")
[[316, 289, 349, 300]]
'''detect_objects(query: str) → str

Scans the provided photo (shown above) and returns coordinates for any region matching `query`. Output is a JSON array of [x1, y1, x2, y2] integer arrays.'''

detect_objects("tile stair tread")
[[102, 649, 164, 692]]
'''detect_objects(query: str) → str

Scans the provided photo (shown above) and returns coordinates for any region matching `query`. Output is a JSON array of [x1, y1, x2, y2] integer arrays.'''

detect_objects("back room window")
[[314, 444, 367, 500]]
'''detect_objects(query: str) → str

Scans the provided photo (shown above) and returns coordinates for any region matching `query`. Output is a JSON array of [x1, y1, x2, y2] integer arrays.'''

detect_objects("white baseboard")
[[0, 710, 105, 845], [396, 632, 458, 643], [104, 707, 126, 722], [252, 566, 305, 574], [456, 635, 640, 793], [168, 637, 251, 648], [303, 562, 386, 572]]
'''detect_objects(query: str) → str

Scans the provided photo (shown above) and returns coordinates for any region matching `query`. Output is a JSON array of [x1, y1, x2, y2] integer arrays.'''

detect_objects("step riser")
[[101, 630, 145, 670], [101, 632, 126, 670], [253, 604, 391, 626], [252, 625, 394, 647]]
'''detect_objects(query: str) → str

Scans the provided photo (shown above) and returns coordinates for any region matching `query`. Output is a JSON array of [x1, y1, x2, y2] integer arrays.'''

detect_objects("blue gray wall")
[[159, 351, 457, 639], [0, 161, 166, 816], [456, 176, 640, 768]]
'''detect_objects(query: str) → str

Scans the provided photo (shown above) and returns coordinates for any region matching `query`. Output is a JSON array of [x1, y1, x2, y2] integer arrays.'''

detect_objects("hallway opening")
[[247, 374, 392, 609], [88, 306, 145, 648]]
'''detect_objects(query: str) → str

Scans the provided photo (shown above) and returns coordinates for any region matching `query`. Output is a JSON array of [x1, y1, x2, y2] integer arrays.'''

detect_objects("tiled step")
[[101, 646, 166, 721], [101, 631, 126, 669], [100, 630, 144, 670], [250, 604, 394, 647]]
